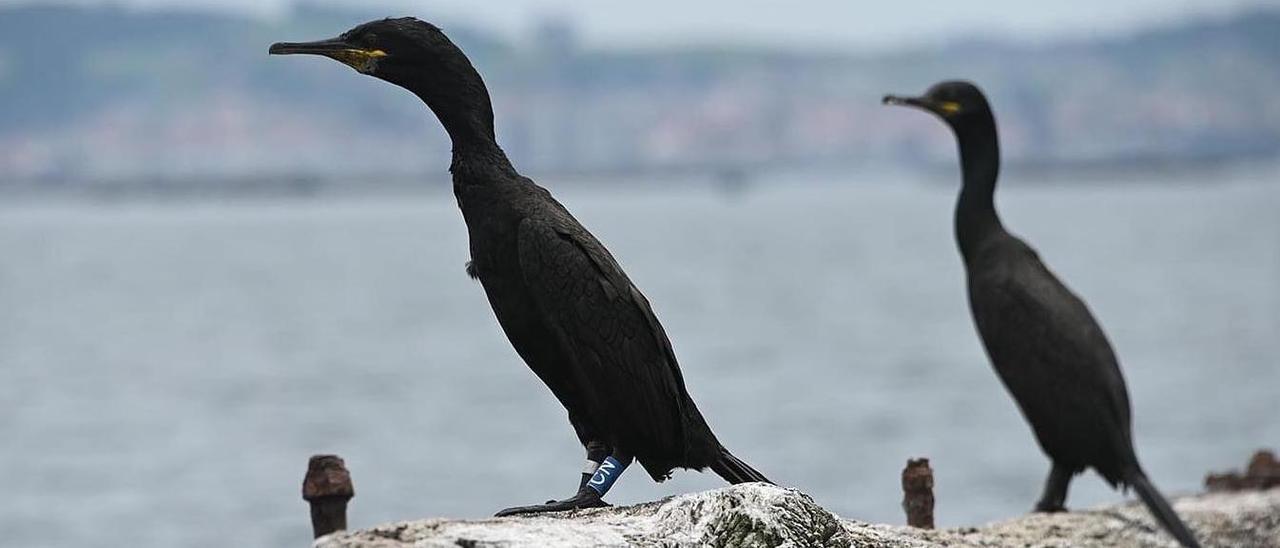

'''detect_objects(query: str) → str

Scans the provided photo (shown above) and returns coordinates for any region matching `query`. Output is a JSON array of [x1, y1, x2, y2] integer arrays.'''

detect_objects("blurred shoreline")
[[2, 4, 1278, 187], [2, 157, 1275, 205]]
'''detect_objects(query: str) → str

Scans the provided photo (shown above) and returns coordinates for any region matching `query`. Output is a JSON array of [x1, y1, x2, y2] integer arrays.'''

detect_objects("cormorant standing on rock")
[[269, 17, 770, 516], [884, 81, 1200, 548]]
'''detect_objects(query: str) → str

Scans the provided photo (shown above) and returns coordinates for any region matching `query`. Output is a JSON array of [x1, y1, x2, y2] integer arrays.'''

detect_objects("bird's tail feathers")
[[710, 446, 772, 485], [1127, 468, 1201, 548]]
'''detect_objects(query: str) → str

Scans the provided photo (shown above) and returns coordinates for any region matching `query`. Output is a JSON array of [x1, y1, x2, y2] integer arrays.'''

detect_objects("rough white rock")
[[314, 484, 1280, 548]]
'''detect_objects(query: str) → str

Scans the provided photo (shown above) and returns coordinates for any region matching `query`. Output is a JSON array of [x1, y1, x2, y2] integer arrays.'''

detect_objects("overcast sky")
[[6, 0, 1266, 49]]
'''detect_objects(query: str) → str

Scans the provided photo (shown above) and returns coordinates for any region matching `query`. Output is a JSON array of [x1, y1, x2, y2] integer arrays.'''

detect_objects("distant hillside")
[[0, 4, 1277, 184]]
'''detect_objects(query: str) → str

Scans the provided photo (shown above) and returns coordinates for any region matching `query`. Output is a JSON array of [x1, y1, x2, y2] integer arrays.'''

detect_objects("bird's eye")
[[363, 33, 379, 46]]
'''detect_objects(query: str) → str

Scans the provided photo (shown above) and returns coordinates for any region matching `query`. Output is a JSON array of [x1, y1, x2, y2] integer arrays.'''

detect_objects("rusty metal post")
[[303, 454, 354, 539], [902, 458, 935, 529], [1244, 449, 1279, 489], [1206, 448, 1279, 492]]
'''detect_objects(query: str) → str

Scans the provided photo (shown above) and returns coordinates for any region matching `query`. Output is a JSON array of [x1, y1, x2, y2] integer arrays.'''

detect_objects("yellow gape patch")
[[333, 49, 387, 72], [938, 101, 962, 114]]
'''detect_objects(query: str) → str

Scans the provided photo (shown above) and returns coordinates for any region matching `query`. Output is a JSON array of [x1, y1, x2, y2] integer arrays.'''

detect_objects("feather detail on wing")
[[516, 216, 702, 471], [969, 246, 1135, 481]]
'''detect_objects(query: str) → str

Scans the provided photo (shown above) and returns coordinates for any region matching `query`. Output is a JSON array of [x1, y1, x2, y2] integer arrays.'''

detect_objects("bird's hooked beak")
[[269, 37, 387, 74], [882, 94, 962, 116]]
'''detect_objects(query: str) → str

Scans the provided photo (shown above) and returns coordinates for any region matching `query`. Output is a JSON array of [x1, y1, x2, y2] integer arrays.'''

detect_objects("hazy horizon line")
[[0, 0, 1270, 53]]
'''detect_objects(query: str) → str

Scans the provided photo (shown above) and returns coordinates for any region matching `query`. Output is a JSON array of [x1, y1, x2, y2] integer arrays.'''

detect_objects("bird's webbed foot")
[[1033, 463, 1072, 513], [1033, 500, 1068, 513], [494, 487, 609, 517]]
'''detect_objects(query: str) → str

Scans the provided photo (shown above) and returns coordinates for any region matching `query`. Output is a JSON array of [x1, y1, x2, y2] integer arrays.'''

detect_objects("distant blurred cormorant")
[[270, 17, 770, 516], [884, 81, 1199, 547]]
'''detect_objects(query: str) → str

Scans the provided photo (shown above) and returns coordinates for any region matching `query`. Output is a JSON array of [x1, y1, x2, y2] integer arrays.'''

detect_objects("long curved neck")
[[953, 113, 1003, 262], [403, 61, 514, 182], [416, 87, 496, 151]]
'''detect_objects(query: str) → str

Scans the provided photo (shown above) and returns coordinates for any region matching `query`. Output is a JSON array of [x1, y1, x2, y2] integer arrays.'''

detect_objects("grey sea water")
[[1, 167, 1277, 547]]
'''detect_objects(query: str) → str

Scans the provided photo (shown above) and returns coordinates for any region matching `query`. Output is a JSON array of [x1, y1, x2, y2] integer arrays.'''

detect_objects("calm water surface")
[[1, 168, 1277, 547]]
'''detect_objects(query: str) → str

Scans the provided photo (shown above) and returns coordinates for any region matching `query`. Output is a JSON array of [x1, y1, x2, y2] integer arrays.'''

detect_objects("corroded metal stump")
[[902, 457, 935, 529], [1205, 449, 1279, 492], [304, 454, 354, 539]]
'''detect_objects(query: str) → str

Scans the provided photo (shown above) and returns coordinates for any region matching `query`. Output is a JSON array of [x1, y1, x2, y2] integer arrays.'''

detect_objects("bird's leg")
[[576, 440, 610, 490], [1033, 462, 1072, 513], [584, 449, 633, 498], [494, 443, 627, 517]]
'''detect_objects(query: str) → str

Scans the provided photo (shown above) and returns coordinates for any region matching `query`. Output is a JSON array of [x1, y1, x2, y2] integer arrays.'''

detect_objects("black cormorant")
[[883, 81, 1200, 548], [269, 17, 770, 516]]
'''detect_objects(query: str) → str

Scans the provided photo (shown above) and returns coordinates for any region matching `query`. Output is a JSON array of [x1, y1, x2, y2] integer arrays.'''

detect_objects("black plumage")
[[270, 17, 769, 515], [884, 81, 1200, 548]]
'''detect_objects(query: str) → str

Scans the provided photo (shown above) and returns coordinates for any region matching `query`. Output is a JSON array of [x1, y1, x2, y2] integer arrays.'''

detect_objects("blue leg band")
[[586, 456, 628, 496]]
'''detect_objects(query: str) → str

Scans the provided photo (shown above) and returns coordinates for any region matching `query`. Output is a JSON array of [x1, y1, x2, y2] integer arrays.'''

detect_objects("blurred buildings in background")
[[0, 3, 1277, 192]]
